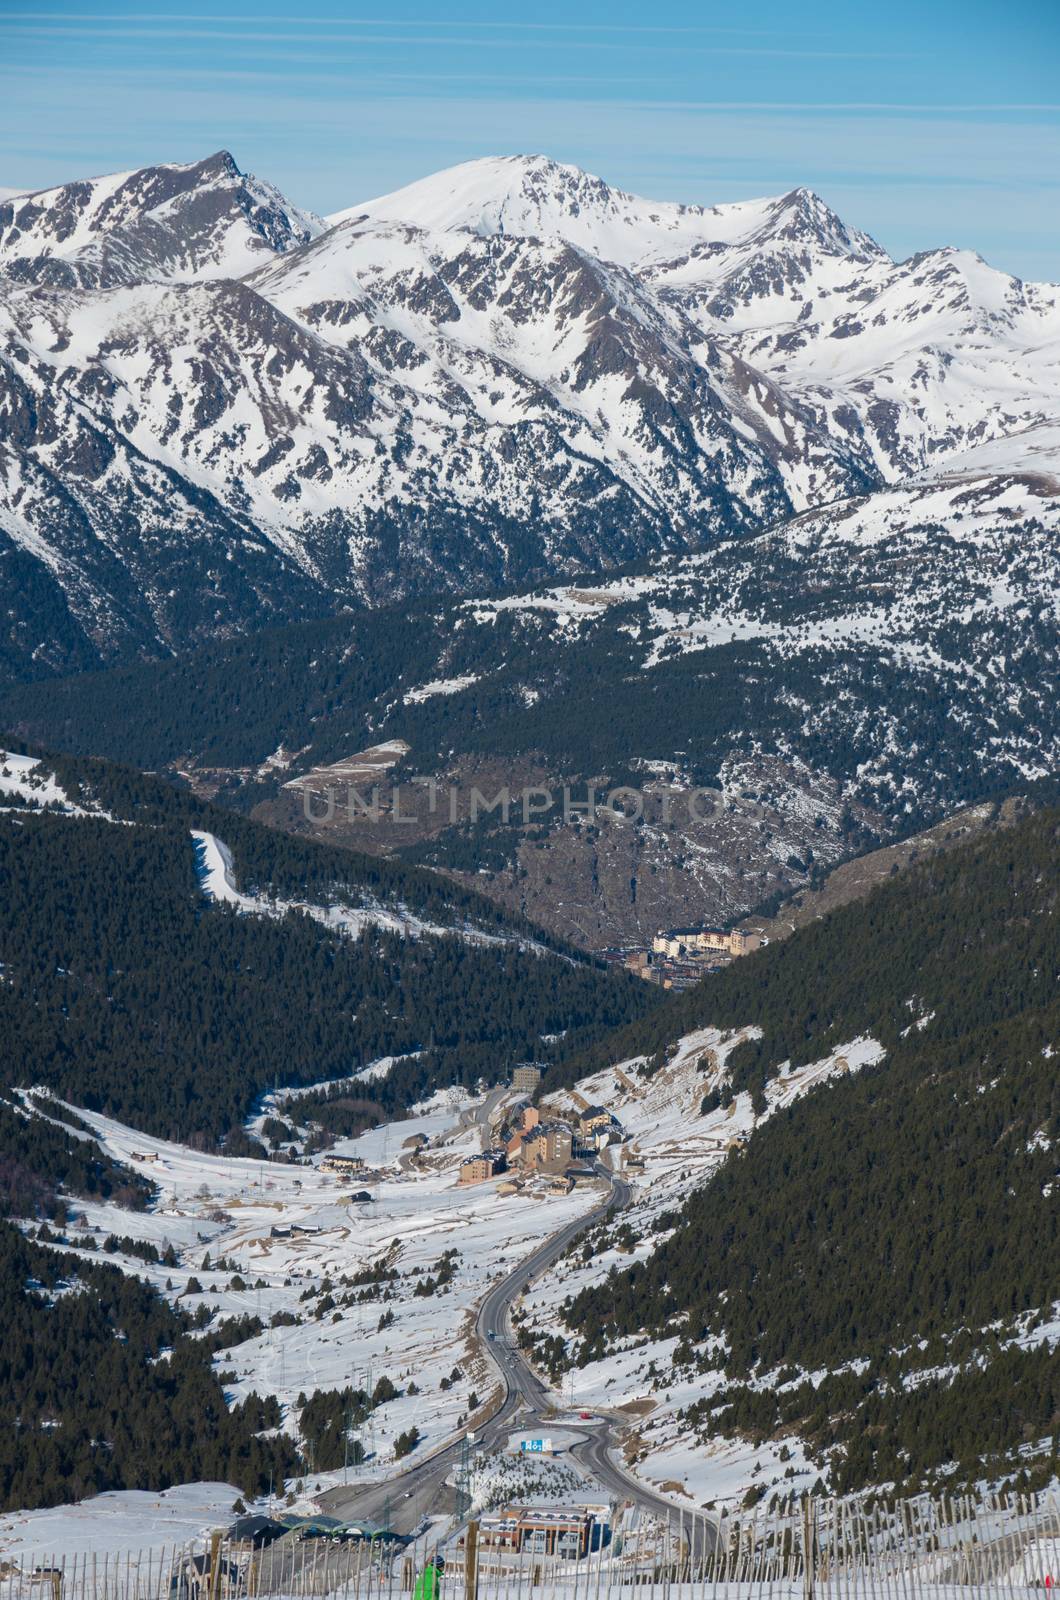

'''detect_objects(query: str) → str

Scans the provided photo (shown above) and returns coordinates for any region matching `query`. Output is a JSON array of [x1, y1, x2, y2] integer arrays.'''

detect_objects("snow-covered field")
[[11, 1012, 891, 1544], [20, 1016, 1058, 1555], [0, 1484, 241, 1563], [0, 751, 105, 816], [26, 1082, 602, 1476]]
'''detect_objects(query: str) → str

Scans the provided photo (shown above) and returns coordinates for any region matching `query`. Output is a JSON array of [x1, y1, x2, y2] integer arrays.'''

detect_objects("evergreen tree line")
[[561, 805, 1060, 1493], [0, 808, 651, 1144], [686, 1340, 1060, 1497], [5, 534, 1055, 835], [547, 799, 1059, 1094], [12, 743, 585, 943], [0, 1098, 155, 1221], [0, 1221, 298, 1511]]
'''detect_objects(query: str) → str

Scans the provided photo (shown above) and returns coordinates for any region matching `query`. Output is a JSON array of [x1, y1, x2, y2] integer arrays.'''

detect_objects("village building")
[[511, 1064, 542, 1093], [652, 926, 760, 959], [505, 1103, 548, 1164], [476, 1508, 593, 1559], [517, 1122, 573, 1172], [458, 1149, 508, 1185], [573, 1105, 623, 1154], [319, 1153, 365, 1178]]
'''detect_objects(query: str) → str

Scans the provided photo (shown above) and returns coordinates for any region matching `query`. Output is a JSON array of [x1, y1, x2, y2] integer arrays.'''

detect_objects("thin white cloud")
[[0, 11, 827, 38], [0, 20, 911, 60], [6, 62, 1057, 113]]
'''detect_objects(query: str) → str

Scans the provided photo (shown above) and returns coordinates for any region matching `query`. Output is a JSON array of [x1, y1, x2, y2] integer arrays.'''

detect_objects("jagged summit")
[[0, 150, 324, 287], [755, 185, 884, 260], [0, 146, 1056, 682]]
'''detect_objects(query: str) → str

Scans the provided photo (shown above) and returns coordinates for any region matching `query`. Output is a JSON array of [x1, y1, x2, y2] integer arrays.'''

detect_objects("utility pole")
[[455, 1432, 474, 1522]]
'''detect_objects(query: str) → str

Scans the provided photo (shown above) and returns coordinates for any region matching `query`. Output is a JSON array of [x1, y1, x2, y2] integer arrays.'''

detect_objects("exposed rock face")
[[0, 150, 1057, 680]]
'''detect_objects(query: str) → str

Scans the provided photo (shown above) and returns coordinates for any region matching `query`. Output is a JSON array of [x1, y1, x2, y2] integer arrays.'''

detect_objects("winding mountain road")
[[323, 1149, 715, 1555]]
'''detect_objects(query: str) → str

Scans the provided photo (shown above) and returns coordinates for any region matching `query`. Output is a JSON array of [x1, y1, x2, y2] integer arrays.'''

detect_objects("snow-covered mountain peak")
[[0, 147, 1057, 682], [338, 154, 753, 268], [334, 156, 887, 280], [0, 150, 325, 287], [755, 185, 884, 261]]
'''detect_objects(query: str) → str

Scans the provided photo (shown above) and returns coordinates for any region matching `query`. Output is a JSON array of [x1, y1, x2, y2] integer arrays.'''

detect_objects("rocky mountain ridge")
[[1, 149, 1057, 682]]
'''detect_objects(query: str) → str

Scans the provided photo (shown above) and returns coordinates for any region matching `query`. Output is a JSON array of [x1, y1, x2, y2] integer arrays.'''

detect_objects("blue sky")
[[2, 0, 1058, 279]]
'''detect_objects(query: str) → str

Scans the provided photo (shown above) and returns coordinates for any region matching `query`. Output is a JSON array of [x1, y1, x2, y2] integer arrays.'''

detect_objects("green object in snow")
[[414, 1563, 441, 1600]]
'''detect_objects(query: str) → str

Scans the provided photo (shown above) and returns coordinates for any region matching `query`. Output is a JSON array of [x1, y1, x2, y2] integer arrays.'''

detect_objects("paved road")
[[323, 1154, 715, 1556], [473, 1164, 715, 1555], [321, 1161, 622, 1532], [471, 1163, 631, 1435]]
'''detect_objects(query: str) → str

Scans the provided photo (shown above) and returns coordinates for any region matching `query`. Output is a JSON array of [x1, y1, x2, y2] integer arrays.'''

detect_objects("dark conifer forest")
[[559, 806, 1060, 1494], [0, 747, 654, 1511], [0, 1222, 298, 1509], [0, 750, 654, 1146]]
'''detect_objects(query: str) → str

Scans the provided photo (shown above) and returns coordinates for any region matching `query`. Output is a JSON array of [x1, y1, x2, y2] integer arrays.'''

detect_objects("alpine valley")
[[1, 143, 1059, 1532], [2, 149, 1058, 946]]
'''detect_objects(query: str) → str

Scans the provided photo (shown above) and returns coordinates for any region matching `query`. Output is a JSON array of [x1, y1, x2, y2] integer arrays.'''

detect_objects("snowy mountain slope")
[[911, 417, 1060, 488], [250, 214, 867, 526], [664, 238, 1060, 482], [336, 155, 881, 271], [520, 1027, 883, 1507], [189, 826, 554, 951], [7, 454, 1054, 951], [345, 157, 1060, 484], [0, 150, 323, 288], [524, 804, 1060, 1499], [0, 149, 1057, 683]]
